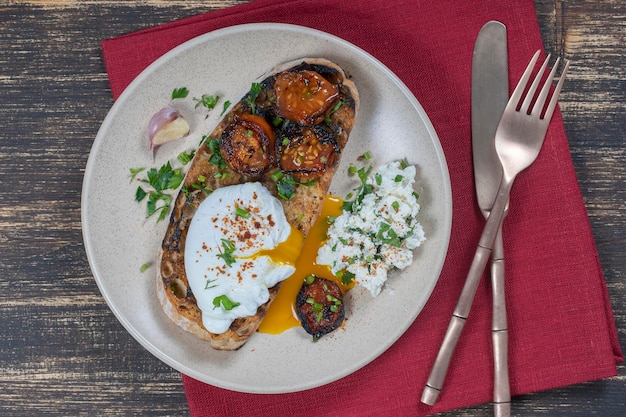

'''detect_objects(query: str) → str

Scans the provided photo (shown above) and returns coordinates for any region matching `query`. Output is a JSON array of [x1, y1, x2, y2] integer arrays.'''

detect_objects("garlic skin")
[[149, 106, 190, 158]]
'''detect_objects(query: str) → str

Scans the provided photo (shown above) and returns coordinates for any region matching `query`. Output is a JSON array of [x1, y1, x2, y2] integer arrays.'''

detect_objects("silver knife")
[[420, 21, 510, 409], [471, 21, 511, 417]]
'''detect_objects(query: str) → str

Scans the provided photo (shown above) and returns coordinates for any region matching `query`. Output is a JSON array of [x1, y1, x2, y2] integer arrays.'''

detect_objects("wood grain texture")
[[0, 1, 623, 415]]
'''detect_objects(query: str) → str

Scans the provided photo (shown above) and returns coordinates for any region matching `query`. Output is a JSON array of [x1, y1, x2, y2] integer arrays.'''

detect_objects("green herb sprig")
[[217, 238, 236, 267], [194, 94, 220, 111], [132, 161, 184, 222], [342, 165, 373, 212]]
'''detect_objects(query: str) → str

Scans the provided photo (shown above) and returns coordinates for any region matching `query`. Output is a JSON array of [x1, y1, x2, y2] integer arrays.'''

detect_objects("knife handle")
[[491, 226, 511, 417]]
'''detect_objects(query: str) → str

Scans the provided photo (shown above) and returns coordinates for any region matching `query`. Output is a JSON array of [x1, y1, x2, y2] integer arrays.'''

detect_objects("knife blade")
[[471, 21, 510, 417], [420, 21, 510, 408], [472, 21, 508, 214]]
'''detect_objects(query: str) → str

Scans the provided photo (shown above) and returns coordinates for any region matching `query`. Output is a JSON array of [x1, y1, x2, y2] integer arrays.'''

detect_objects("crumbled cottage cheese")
[[316, 160, 425, 296]]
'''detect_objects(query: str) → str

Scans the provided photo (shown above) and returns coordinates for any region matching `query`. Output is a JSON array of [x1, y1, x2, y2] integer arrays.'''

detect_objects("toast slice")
[[157, 58, 359, 350]]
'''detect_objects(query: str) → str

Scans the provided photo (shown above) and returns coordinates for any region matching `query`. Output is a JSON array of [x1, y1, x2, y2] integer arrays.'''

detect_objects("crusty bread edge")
[[156, 250, 214, 342]]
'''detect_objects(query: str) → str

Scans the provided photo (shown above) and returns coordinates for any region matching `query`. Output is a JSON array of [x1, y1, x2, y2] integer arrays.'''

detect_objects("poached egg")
[[184, 182, 303, 334]]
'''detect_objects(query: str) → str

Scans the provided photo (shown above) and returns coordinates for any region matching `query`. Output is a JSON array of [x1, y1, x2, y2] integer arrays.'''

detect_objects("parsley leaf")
[[129, 167, 145, 183], [146, 191, 171, 222], [135, 186, 147, 202], [194, 94, 220, 111], [338, 269, 356, 286], [212, 294, 241, 311], [220, 100, 231, 117], [376, 222, 401, 247], [171, 87, 189, 99]]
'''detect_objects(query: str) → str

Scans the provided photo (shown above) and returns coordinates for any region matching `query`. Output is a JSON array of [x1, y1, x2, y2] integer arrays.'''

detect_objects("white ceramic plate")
[[82, 23, 452, 394]]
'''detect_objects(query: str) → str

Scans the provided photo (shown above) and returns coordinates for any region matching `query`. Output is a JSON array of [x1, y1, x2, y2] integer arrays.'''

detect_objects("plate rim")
[[82, 22, 452, 393]]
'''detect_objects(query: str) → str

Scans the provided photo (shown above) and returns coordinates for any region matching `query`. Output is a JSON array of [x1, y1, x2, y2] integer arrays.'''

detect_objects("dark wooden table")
[[1, 1, 623, 415]]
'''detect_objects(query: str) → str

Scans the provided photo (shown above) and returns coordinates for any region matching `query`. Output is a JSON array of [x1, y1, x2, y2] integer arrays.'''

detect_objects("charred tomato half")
[[296, 275, 345, 340], [276, 123, 339, 180], [220, 113, 276, 177], [274, 70, 339, 125]]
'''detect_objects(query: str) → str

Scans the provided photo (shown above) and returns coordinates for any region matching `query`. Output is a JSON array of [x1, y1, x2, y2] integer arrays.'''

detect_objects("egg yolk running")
[[259, 195, 351, 334]]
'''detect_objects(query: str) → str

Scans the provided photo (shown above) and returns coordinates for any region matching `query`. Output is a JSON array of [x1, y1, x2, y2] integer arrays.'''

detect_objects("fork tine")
[[540, 59, 570, 122], [521, 53, 551, 114], [507, 50, 541, 112], [531, 57, 560, 117]]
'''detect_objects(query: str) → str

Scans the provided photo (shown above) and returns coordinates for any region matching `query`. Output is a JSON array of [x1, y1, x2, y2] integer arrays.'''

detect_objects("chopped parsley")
[[324, 100, 344, 124], [206, 138, 228, 170], [235, 207, 251, 219], [190, 175, 212, 195], [177, 149, 195, 165], [272, 172, 315, 200], [246, 82, 262, 113]]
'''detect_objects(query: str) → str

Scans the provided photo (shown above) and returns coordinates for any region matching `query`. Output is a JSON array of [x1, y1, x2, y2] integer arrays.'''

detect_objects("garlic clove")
[[149, 106, 190, 158]]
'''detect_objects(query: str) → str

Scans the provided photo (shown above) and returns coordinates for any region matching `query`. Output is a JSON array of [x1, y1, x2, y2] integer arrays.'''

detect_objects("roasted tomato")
[[277, 124, 339, 179], [274, 70, 339, 125], [296, 275, 345, 339], [220, 113, 275, 176]]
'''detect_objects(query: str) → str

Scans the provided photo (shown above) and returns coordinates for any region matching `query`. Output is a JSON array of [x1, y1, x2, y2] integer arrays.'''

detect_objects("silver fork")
[[421, 50, 570, 406]]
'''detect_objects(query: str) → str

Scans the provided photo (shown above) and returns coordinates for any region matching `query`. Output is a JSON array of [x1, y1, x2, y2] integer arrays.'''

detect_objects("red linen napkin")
[[102, 0, 622, 415]]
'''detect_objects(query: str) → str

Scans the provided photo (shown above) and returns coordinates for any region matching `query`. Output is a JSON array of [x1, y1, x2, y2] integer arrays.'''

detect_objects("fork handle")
[[421, 183, 511, 405], [492, 227, 511, 417], [421, 243, 492, 405]]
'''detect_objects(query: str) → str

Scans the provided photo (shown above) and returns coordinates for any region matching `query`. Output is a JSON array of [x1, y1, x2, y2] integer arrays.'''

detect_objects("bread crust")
[[157, 58, 358, 350]]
